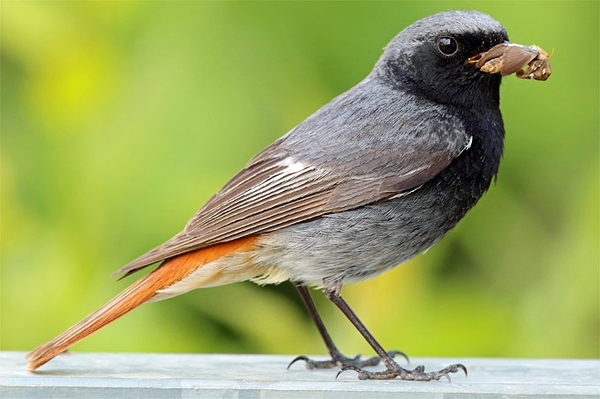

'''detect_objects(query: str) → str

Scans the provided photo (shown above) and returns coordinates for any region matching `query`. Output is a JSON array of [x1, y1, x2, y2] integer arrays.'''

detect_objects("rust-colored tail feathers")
[[26, 237, 259, 371]]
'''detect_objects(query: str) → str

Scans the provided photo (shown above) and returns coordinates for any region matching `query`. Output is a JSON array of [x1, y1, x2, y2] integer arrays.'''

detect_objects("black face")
[[408, 30, 509, 107], [376, 11, 509, 109]]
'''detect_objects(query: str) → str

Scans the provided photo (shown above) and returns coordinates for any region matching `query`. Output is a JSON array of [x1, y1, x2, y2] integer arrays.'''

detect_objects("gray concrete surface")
[[1, 351, 598, 398]]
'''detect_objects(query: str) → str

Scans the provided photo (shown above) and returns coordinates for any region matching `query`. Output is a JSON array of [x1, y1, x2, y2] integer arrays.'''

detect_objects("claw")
[[335, 365, 358, 379], [387, 349, 410, 365], [287, 355, 336, 369], [287, 355, 309, 370]]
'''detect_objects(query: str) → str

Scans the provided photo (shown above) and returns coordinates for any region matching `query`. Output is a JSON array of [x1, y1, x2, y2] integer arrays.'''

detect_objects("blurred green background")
[[2, 1, 598, 362]]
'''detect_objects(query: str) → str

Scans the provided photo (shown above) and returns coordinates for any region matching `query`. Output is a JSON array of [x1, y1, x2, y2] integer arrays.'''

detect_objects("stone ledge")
[[1, 352, 598, 398]]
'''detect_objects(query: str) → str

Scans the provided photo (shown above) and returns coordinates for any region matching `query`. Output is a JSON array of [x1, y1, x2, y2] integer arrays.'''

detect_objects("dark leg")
[[288, 282, 406, 370], [324, 286, 467, 381]]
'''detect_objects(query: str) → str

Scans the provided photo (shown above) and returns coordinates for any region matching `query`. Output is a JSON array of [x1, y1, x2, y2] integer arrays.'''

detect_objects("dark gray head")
[[373, 10, 508, 108]]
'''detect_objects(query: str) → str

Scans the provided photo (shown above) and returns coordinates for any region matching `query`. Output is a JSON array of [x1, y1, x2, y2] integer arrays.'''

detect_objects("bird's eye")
[[437, 36, 458, 56]]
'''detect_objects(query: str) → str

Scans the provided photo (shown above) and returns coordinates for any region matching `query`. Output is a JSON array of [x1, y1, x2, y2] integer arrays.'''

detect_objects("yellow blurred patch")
[[3, 2, 121, 134], [27, 44, 116, 134]]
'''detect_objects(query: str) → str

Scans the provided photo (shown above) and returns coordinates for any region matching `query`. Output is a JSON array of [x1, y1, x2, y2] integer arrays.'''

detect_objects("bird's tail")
[[26, 236, 260, 371]]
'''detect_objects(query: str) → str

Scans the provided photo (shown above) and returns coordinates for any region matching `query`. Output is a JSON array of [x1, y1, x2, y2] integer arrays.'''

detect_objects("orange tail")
[[26, 236, 259, 371]]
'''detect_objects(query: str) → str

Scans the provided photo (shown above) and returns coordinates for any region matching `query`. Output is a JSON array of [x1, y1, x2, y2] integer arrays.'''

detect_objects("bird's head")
[[375, 10, 512, 109]]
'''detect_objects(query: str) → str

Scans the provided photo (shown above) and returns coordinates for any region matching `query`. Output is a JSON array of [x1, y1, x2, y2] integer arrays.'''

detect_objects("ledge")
[[1, 352, 598, 398]]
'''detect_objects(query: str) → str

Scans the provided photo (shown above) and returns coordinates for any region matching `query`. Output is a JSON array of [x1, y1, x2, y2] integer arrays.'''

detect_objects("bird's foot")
[[288, 350, 406, 370], [338, 362, 467, 381]]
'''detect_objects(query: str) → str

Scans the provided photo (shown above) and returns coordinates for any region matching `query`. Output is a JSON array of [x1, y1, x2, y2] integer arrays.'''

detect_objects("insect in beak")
[[468, 42, 552, 81]]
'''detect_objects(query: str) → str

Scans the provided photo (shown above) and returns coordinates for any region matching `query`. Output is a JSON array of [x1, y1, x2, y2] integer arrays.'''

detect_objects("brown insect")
[[468, 43, 552, 81]]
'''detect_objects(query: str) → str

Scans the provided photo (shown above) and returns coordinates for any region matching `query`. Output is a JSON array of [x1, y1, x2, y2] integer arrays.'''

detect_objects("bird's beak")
[[467, 41, 552, 81]]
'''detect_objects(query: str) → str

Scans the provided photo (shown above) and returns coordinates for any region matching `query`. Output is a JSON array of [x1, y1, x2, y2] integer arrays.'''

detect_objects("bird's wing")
[[113, 101, 471, 277]]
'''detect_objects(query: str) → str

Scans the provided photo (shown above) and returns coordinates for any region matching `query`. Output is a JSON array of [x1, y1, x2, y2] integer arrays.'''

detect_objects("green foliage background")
[[2, 1, 598, 362]]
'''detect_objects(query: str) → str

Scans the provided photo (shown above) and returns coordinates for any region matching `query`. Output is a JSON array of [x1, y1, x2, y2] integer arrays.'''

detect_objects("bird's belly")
[[255, 179, 479, 287]]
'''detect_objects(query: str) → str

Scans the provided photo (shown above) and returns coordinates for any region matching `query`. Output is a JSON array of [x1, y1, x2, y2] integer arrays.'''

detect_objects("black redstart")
[[27, 10, 551, 380]]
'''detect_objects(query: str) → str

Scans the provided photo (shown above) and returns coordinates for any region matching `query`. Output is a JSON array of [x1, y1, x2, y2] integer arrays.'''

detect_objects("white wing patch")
[[243, 157, 316, 198], [463, 136, 473, 152], [280, 157, 307, 174]]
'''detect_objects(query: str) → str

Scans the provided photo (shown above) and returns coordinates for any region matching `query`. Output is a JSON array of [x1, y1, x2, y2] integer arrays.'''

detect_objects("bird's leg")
[[323, 282, 467, 381], [288, 282, 405, 370]]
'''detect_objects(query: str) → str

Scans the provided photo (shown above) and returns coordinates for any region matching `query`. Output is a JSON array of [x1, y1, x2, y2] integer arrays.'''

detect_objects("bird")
[[26, 10, 550, 380]]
